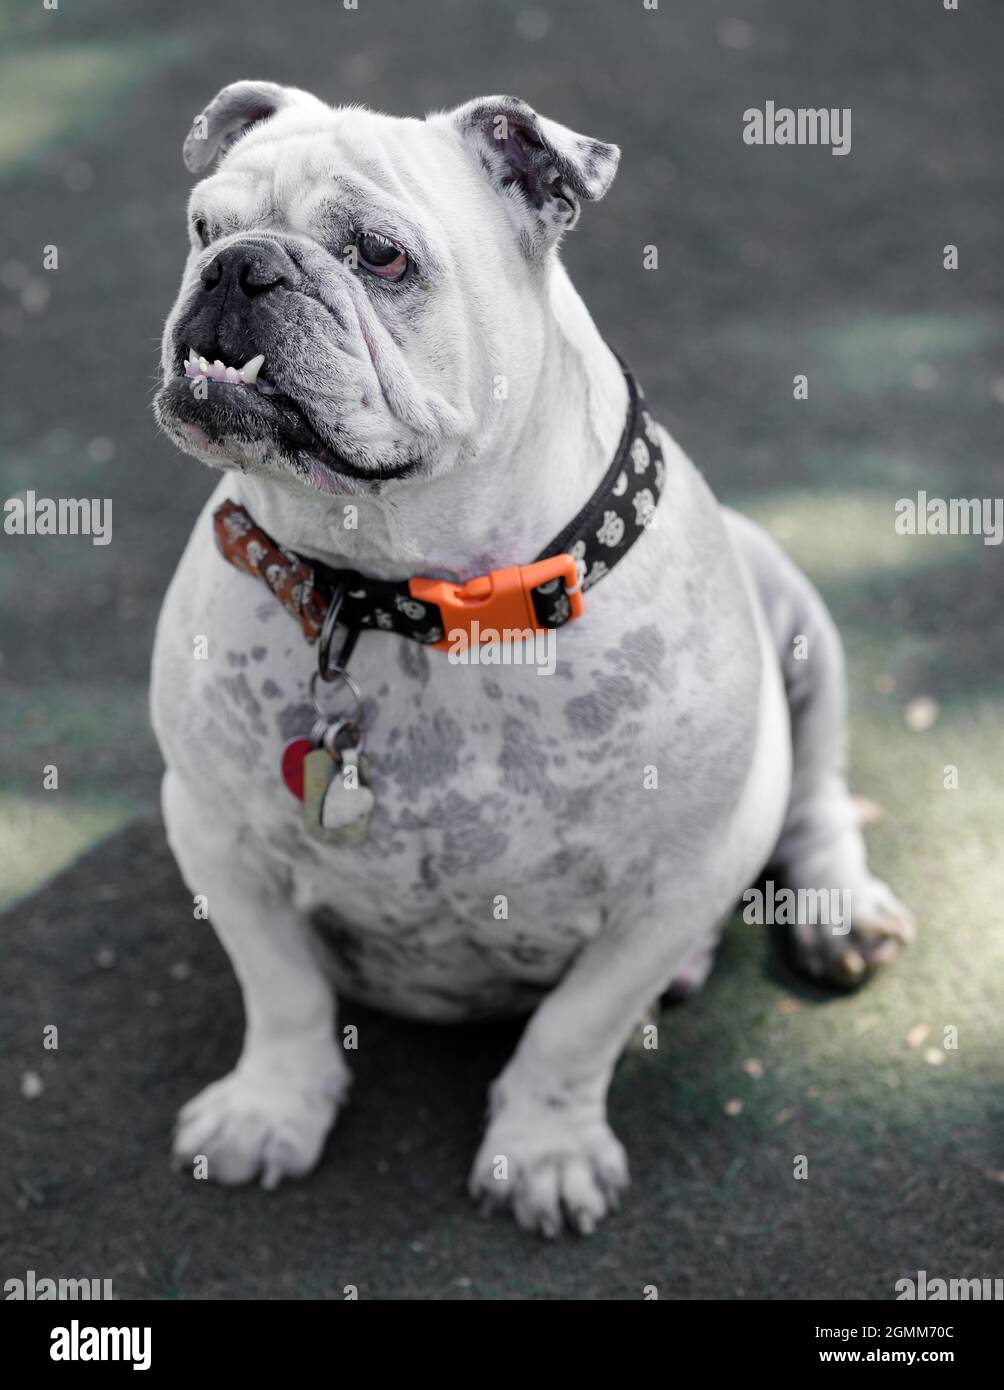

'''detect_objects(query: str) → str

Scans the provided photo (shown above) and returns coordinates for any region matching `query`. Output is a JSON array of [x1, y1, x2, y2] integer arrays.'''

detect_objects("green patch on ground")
[[0, 790, 134, 908], [4, 681, 153, 786], [0, 435, 124, 609], [811, 313, 1000, 398], [1, 680, 155, 904], [0, 36, 181, 174], [727, 311, 1001, 402], [0, 432, 121, 494], [734, 485, 979, 587]]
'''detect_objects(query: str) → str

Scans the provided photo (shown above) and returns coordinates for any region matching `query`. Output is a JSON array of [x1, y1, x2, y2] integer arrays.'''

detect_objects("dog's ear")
[[182, 80, 323, 173], [443, 95, 619, 251]]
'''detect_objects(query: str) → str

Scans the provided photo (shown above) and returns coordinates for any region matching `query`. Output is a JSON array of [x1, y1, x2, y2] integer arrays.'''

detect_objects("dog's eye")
[[192, 216, 210, 247], [355, 232, 408, 282]]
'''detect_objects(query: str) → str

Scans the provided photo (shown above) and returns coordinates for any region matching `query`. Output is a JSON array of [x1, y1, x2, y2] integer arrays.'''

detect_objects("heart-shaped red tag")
[[280, 737, 314, 801]]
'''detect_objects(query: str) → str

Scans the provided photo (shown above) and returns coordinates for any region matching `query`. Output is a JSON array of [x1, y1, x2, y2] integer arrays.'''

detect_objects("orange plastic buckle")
[[410, 554, 584, 653]]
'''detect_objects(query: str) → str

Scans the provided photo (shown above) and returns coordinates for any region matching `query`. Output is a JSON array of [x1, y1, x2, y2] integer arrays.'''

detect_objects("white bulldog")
[[151, 82, 913, 1234]]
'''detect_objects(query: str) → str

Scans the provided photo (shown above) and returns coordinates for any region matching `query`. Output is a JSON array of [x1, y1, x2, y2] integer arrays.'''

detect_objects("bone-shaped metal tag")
[[302, 747, 337, 841], [302, 745, 374, 846], [320, 750, 374, 846]]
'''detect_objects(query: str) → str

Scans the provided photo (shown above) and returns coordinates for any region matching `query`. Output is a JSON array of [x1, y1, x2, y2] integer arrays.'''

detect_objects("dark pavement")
[[1, 0, 1002, 1298]]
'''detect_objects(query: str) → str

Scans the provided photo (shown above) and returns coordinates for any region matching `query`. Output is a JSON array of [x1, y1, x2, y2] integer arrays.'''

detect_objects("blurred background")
[[1, 0, 1002, 1298]]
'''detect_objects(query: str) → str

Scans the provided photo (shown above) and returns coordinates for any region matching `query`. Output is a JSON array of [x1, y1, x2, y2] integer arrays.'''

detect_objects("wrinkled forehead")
[[191, 106, 484, 251]]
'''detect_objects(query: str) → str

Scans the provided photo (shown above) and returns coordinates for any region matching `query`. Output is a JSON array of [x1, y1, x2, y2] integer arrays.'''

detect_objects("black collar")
[[213, 360, 666, 660]]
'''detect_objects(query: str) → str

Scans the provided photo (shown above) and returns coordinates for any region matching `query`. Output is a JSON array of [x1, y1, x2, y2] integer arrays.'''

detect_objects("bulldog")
[[151, 81, 913, 1234]]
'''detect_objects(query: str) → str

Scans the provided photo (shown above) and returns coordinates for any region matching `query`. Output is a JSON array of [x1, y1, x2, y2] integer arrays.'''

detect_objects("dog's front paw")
[[468, 1092, 628, 1236], [789, 876, 915, 988], [172, 1048, 350, 1189]]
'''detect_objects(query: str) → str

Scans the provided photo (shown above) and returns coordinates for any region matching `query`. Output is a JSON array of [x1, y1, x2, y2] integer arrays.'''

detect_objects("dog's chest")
[[174, 584, 679, 1009], [155, 455, 769, 1019]]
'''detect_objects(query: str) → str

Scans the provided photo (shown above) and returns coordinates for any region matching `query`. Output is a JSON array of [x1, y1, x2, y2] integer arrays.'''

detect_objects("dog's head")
[[154, 82, 619, 495]]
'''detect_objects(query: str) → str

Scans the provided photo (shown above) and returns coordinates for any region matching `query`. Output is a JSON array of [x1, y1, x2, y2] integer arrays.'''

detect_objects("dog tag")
[[302, 747, 338, 839], [280, 736, 314, 801], [301, 722, 374, 846], [318, 747, 374, 847], [281, 717, 330, 802]]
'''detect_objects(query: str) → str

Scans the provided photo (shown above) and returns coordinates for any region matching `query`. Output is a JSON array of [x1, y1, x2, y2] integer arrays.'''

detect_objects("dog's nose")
[[199, 242, 294, 299]]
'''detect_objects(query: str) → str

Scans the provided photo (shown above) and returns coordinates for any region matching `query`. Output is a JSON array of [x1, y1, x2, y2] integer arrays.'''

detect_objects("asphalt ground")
[[1, 0, 1002, 1298]]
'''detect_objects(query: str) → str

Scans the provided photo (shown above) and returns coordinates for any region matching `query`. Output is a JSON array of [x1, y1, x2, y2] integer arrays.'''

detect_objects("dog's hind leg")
[[724, 509, 915, 987], [163, 770, 351, 1187]]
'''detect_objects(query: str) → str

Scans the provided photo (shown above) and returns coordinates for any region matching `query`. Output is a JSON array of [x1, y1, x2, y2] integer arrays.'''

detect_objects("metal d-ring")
[[320, 717, 365, 759], [317, 588, 362, 681], [309, 667, 364, 734], [316, 588, 346, 680]]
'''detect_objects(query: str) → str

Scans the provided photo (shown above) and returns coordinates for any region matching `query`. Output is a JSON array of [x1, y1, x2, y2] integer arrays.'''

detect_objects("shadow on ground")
[[2, 816, 1001, 1300]]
